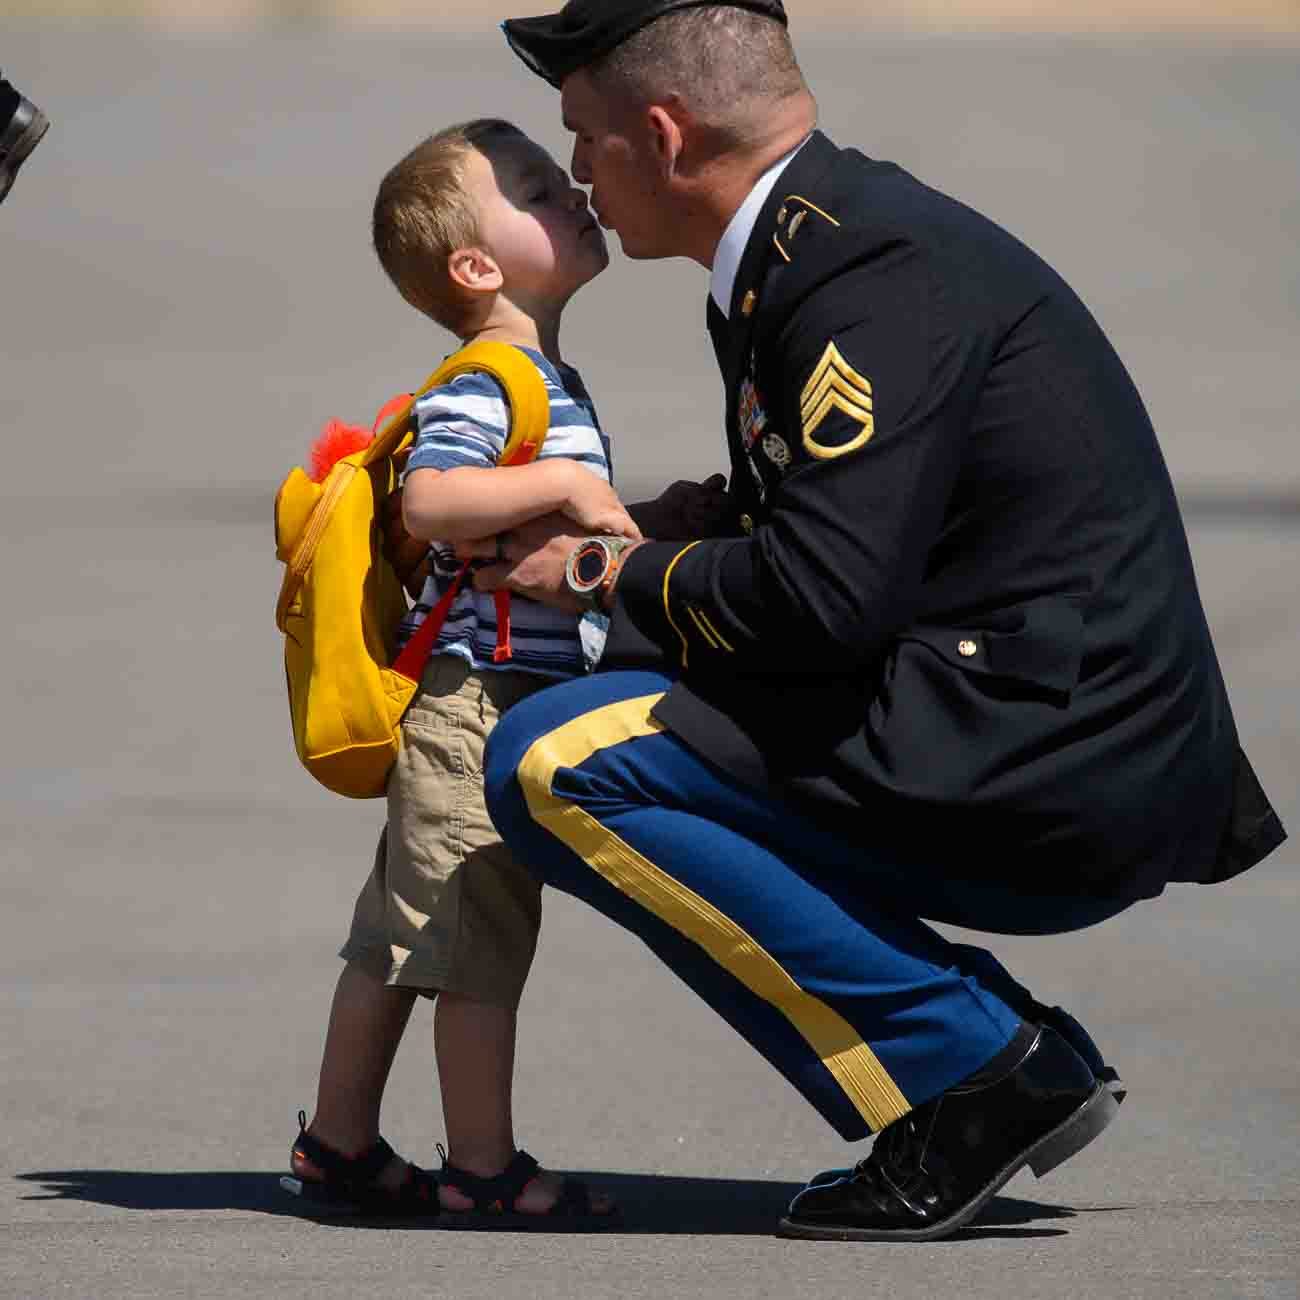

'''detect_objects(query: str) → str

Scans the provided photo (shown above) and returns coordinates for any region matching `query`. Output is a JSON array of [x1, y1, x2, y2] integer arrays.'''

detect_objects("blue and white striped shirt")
[[397, 346, 611, 679]]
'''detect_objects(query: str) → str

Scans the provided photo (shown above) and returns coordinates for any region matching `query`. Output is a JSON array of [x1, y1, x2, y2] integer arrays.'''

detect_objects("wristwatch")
[[564, 535, 635, 613]]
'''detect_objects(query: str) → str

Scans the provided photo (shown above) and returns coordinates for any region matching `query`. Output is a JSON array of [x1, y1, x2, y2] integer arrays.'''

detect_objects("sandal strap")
[[437, 1147, 541, 1213], [394, 1163, 440, 1209], [292, 1119, 398, 1189]]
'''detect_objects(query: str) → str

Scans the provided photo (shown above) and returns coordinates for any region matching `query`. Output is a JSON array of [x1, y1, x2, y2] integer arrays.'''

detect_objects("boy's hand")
[[456, 513, 588, 612], [561, 464, 643, 541], [631, 474, 730, 540]]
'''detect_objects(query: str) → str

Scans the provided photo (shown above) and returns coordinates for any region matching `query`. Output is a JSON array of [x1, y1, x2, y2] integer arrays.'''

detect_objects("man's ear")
[[448, 246, 504, 293], [646, 101, 687, 179]]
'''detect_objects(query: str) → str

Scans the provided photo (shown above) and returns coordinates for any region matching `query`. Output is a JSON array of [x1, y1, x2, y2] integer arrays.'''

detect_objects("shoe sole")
[[803, 1071, 1125, 1190], [280, 1173, 369, 1215], [282, 1173, 623, 1231], [1098, 1069, 1127, 1105], [776, 1080, 1120, 1242], [0, 101, 50, 203]]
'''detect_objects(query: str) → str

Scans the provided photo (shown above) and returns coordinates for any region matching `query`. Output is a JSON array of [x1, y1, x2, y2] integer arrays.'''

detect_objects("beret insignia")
[[800, 341, 875, 459]]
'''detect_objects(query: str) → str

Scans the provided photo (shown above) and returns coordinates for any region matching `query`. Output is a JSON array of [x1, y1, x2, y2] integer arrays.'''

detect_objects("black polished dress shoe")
[[777, 1023, 1119, 1241], [0, 78, 49, 205], [1041, 1004, 1125, 1102], [803, 1005, 1124, 1191]]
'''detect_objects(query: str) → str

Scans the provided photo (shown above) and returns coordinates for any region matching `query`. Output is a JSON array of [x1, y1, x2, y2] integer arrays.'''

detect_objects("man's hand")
[[630, 473, 730, 540], [456, 513, 643, 613]]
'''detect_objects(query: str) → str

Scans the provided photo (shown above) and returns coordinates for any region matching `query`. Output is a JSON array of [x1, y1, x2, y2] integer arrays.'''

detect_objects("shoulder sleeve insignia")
[[800, 340, 875, 459]]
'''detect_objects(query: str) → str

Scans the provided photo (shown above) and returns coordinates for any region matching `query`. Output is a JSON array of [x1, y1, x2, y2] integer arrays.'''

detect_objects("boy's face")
[[466, 132, 608, 307]]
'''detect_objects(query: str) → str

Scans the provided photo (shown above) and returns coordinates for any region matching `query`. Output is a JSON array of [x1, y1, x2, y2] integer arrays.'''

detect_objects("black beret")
[[502, 0, 789, 89]]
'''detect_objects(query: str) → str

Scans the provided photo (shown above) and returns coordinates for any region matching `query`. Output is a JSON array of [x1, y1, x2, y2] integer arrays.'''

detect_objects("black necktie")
[[707, 293, 744, 467], [706, 294, 729, 373]]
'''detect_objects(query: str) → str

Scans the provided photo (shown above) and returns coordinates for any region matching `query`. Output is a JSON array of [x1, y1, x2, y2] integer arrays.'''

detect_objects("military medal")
[[744, 447, 767, 503], [737, 376, 768, 448]]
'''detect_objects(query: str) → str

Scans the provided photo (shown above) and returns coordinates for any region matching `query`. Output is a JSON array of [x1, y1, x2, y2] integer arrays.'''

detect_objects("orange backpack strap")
[[492, 589, 515, 663], [390, 562, 472, 681]]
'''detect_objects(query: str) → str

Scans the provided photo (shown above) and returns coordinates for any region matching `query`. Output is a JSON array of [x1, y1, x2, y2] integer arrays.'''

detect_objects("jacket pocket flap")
[[905, 596, 1084, 696]]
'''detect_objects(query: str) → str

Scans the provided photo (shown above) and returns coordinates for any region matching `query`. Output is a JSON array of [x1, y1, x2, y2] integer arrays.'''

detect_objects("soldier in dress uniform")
[[469, 0, 1286, 1240]]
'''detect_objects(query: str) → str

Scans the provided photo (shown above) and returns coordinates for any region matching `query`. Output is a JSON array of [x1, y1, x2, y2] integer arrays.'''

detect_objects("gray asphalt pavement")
[[2, 24, 1297, 1300]]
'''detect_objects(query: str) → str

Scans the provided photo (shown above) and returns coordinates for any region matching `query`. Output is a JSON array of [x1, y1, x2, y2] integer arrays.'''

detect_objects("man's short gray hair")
[[588, 6, 806, 142]]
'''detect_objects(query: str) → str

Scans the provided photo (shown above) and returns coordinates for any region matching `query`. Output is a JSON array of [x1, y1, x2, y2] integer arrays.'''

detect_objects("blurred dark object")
[[1, 74, 50, 205]]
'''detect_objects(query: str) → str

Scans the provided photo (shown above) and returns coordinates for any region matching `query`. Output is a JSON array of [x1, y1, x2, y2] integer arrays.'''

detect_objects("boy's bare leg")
[[435, 991, 613, 1214], [292, 961, 417, 1191]]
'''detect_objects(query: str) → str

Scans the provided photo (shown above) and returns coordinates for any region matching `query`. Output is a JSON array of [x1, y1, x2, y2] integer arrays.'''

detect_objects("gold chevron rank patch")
[[800, 341, 875, 459]]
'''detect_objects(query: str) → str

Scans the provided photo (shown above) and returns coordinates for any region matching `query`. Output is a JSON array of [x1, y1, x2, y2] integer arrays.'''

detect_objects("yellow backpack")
[[274, 341, 550, 798]]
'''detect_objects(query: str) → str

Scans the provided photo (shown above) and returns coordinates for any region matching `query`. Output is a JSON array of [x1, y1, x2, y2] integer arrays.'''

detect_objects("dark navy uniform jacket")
[[605, 130, 1284, 901]]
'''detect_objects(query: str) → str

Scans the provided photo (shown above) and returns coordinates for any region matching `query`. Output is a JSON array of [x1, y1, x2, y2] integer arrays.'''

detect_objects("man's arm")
[[471, 251, 992, 672], [613, 259, 986, 671]]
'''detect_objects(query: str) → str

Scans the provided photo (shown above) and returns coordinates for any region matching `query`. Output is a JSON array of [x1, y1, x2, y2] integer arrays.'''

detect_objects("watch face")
[[571, 540, 607, 591]]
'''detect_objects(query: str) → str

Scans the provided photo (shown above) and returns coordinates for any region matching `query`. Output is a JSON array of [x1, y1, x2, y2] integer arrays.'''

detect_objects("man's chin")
[[614, 234, 660, 260], [599, 220, 666, 260]]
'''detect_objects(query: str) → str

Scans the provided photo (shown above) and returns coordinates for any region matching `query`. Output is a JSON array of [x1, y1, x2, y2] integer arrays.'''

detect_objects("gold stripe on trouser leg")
[[516, 694, 911, 1132]]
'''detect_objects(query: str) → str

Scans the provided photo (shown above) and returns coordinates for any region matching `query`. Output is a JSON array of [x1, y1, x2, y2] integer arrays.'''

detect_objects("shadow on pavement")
[[18, 1171, 296, 1217], [16, 1169, 1077, 1237]]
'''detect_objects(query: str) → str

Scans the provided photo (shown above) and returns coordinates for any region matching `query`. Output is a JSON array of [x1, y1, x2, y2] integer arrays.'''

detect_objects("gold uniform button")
[[958, 639, 978, 658], [740, 290, 757, 317], [739, 513, 754, 535]]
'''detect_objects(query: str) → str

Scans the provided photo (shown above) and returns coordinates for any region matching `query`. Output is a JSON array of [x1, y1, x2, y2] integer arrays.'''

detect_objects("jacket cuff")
[[614, 540, 704, 667]]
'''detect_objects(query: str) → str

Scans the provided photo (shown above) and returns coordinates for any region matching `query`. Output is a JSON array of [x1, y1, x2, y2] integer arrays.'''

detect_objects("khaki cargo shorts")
[[340, 655, 548, 1008]]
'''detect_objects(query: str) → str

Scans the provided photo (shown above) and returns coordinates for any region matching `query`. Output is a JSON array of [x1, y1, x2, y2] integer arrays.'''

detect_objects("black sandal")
[[436, 1146, 620, 1230], [281, 1111, 441, 1217]]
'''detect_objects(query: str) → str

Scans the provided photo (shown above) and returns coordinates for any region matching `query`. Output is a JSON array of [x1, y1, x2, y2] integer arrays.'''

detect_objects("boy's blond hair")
[[373, 118, 523, 334]]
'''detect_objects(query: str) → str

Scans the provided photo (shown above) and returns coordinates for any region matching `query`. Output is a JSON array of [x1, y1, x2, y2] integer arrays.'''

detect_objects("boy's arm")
[[402, 370, 639, 545], [403, 459, 640, 544]]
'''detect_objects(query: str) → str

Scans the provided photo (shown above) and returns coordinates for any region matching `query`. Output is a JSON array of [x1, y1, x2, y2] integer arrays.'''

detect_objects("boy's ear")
[[447, 246, 504, 294]]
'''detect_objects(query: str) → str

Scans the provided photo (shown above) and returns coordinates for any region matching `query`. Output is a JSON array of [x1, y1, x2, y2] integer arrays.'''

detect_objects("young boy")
[[288, 118, 676, 1221]]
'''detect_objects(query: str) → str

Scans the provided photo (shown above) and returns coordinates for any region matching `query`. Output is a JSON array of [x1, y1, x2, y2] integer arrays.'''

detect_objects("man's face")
[[561, 70, 673, 260], [466, 132, 608, 306]]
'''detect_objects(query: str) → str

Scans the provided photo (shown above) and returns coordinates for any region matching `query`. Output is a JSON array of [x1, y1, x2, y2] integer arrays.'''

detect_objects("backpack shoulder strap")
[[361, 340, 550, 470], [382, 344, 553, 677], [277, 343, 553, 640], [282, 340, 550, 593]]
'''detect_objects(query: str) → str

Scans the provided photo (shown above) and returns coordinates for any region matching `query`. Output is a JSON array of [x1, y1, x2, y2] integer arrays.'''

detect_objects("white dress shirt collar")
[[708, 136, 810, 319]]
